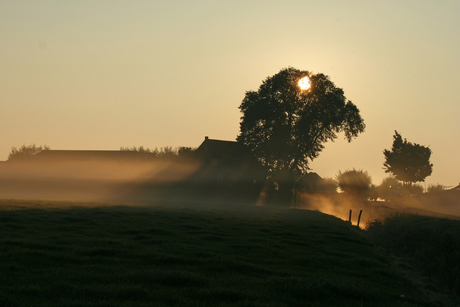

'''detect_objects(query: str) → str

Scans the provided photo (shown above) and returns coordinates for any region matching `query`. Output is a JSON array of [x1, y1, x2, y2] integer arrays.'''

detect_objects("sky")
[[1, 1, 459, 188]]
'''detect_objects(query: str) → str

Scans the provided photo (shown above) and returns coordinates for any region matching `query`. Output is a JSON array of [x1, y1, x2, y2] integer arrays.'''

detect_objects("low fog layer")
[[1, 158, 458, 226], [295, 192, 460, 227], [0, 158, 201, 202]]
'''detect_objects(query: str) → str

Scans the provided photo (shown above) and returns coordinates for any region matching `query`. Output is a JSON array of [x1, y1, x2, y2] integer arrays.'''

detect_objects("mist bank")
[[1, 159, 458, 225], [0, 156, 262, 204], [296, 192, 460, 227], [0, 158, 201, 202]]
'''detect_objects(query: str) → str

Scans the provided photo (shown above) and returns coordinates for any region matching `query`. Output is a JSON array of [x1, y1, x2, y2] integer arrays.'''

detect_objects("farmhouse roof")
[[195, 136, 249, 161]]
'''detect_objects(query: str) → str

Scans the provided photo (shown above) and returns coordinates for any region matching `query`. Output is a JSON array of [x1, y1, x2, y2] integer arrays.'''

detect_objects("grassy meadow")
[[0, 199, 456, 306], [367, 213, 460, 300]]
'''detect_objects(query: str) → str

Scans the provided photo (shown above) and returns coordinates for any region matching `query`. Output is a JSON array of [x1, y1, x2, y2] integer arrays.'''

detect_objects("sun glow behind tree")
[[298, 76, 311, 90]]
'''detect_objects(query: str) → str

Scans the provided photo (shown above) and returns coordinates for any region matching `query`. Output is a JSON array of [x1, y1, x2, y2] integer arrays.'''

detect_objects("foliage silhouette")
[[321, 177, 339, 193], [426, 183, 446, 193], [120, 145, 157, 153], [410, 184, 424, 196], [8, 144, 50, 161], [177, 146, 197, 157], [377, 176, 402, 201], [120, 146, 196, 157], [336, 169, 372, 199], [383, 131, 433, 187], [237, 67, 365, 199]]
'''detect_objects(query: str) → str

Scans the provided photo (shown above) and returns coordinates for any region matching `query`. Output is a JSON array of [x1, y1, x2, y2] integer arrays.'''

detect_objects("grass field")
[[367, 213, 460, 302], [0, 199, 453, 306]]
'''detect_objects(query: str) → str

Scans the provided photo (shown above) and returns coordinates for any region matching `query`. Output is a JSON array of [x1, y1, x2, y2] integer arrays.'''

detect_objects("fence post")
[[348, 210, 352, 224], [357, 210, 363, 227]]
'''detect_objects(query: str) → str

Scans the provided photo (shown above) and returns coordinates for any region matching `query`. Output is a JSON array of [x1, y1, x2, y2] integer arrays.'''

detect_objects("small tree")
[[377, 176, 402, 201], [383, 131, 433, 188], [336, 169, 372, 198], [8, 144, 50, 161]]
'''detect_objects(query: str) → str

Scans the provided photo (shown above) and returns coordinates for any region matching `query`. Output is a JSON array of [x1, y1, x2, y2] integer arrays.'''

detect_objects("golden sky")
[[1, 1, 459, 187]]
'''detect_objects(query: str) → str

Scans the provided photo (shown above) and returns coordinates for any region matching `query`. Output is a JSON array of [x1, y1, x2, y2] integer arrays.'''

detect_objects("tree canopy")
[[237, 67, 365, 187], [336, 169, 372, 198], [383, 131, 433, 185]]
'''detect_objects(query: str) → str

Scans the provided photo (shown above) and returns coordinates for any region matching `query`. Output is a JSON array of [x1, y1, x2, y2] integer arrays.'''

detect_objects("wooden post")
[[348, 210, 352, 224], [357, 210, 363, 227]]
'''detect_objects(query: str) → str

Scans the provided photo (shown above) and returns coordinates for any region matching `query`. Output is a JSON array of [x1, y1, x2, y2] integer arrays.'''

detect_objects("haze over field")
[[1, 1, 459, 187]]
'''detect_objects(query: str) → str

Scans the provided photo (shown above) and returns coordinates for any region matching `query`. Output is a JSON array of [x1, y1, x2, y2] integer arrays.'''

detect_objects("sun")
[[298, 76, 311, 90]]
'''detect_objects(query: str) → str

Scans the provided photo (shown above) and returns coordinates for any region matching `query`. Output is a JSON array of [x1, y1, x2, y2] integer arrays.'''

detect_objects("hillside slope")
[[0, 199, 448, 306]]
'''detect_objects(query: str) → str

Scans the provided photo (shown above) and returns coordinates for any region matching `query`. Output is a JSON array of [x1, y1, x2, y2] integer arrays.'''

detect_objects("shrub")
[[427, 183, 446, 193], [8, 144, 50, 161]]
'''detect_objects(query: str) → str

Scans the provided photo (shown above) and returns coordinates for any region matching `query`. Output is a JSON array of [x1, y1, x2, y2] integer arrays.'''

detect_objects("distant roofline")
[[202, 136, 237, 143]]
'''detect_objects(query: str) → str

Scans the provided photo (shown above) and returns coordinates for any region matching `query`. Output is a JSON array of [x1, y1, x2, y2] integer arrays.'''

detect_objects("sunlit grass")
[[0, 199, 433, 306]]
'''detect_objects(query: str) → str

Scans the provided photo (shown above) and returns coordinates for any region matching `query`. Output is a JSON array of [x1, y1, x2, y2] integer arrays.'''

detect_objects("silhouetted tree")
[[383, 131, 433, 188], [8, 144, 50, 161], [336, 169, 372, 199], [237, 67, 365, 200], [427, 183, 445, 193], [377, 176, 402, 201]]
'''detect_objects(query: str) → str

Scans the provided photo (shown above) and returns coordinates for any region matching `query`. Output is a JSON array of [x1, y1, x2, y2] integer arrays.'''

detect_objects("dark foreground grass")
[[367, 213, 460, 301], [0, 199, 435, 306]]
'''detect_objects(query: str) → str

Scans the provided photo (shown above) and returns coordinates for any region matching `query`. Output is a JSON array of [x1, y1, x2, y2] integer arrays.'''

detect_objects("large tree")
[[237, 67, 365, 195], [383, 131, 433, 186]]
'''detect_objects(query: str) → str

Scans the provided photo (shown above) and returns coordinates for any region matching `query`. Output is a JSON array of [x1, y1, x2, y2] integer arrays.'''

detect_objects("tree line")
[[6, 144, 197, 160], [119, 146, 196, 157]]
